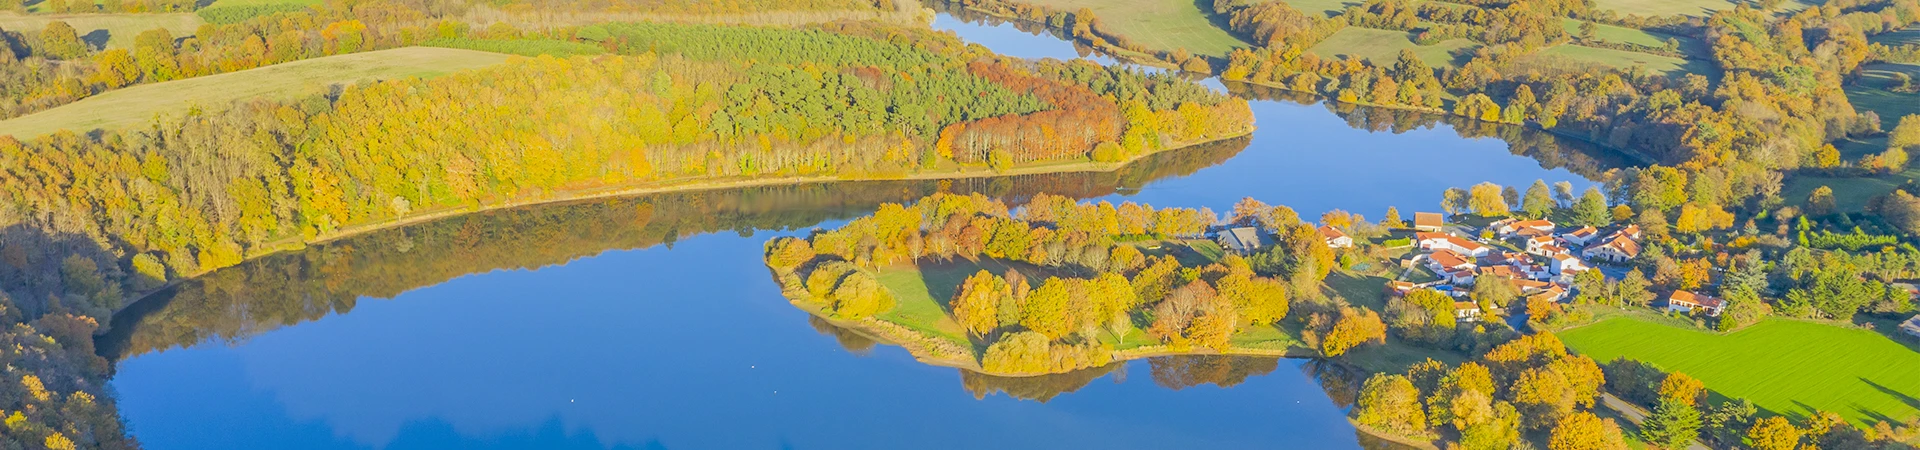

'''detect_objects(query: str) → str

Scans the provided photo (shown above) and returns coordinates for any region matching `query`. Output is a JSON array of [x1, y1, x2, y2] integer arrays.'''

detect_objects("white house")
[[1550, 253, 1588, 275], [1454, 301, 1484, 322], [1559, 226, 1600, 246], [1417, 232, 1490, 257], [1426, 249, 1475, 274], [1217, 227, 1265, 254], [1494, 219, 1555, 238], [1903, 315, 1920, 338], [1319, 225, 1354, 249], [1667, 290, 1725, 317], [1583, 234, 1641, 263]]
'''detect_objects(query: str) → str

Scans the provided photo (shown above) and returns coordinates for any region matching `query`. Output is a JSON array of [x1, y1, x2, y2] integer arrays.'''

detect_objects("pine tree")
[[1639, 398, 1701, 449]]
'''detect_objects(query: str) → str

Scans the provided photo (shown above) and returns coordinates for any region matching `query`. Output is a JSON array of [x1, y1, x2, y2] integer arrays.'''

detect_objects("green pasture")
[[1277, 0, 1363, 17], [1022, 0, 1250, 56], [0, 47, 512, 139], [1309, 27, 1477, 68], [1589, 0, 1817, 18], [1533, 44, 1700, 76], [1561, 317, 1920, 426], [1848, 63, 1920, 121]]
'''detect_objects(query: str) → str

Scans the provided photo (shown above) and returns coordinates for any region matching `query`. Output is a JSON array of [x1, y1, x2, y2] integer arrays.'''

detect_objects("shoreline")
[[785, 293, 1307, 377], [106, 130, 1253, 318]]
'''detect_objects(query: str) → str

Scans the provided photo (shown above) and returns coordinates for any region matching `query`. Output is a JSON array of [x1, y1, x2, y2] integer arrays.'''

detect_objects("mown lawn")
[[0, 12, 201, 48], [1782, 168, 1919, 213], [874, 261, 975, 349], [1021, 0, 1250, 56], [0, 47, 511, 139], [1561, 317, 1920, 426], [1309, 27, 1477, 68]]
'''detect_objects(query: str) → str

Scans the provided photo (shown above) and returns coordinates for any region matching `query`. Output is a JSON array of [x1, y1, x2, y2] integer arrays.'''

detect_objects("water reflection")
[[99, 136, 1251, 363]]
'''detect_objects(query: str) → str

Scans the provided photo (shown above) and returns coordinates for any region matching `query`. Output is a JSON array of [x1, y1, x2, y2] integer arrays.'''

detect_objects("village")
[[1213, 210, 1734, 327]]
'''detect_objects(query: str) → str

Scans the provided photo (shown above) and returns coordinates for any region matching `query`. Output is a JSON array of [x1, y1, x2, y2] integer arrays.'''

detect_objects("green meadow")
[[1561, 317, 1920, 426], [1022, 0, 1250, 56], [0, 12, 201, 48]]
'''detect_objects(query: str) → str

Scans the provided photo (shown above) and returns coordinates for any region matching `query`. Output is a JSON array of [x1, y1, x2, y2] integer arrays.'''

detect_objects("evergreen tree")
[[1639, 398, 1702, 449]]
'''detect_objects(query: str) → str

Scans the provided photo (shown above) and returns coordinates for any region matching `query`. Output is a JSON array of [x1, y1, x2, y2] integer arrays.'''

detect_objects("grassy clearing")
[[1021, 0, 1250, 56], [1278, 0, 1363, 17], [0, 12, 201, 49], [207, 0, 324, 7], [1874, 25, 1920, 46], [1533, 44, 1700, 76], [1847, 63, 1920, 121], [1781, 166, 1919, 213], [1590, 0, 1816, 18], [874, 261, 977, 348], [1561, 317, 1920, 426], [1310, 26, 1477, 68], [0, 47, 511, 139]]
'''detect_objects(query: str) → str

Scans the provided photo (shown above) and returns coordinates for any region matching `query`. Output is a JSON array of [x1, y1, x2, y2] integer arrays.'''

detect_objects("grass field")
[[0, 47, 511, 139], [0, 12, 201, 49], [1278, 0, 1363, 17], [1561, 317, 1920, 426], [1532, 44, 1702, 76], [1847, 63, 1920, 121], [1590, 0, 1817, 17], [1874, 25, 1920, 46], [874, 260, 981, 349], [1021, 0, 1250, 56], [206, 0, 324, 7], [1309, 27, 1477, 68]]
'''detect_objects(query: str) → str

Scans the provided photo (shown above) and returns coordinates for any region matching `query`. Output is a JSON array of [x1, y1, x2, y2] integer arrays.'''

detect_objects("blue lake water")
[[102, 9, 1622, 450]]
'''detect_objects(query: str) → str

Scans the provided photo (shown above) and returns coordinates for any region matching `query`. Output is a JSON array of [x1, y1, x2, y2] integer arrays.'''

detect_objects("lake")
[[100, 9, 1623, 450]]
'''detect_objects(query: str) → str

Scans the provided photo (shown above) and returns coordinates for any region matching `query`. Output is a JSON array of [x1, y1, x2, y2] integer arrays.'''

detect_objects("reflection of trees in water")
[[921, 1, 1106, 60], [1147, 355, 1282, 390], [960, 364, 1123, 402], [96, 136, 1250, 363], [1224, 81, 1635, 181], [806, 315, 878, 355]]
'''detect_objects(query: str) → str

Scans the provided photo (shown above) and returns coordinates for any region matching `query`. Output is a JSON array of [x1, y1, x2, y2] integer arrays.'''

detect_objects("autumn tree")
[[1353, 374, 1431, 437], [952, 270, 1011, 335], [1469, 182, 1510, 216], [1746, 416, 1804, 450], [39, 21, 89, 60], [1548, 412, 1629, 450], [1807, 186, 1836, 216]]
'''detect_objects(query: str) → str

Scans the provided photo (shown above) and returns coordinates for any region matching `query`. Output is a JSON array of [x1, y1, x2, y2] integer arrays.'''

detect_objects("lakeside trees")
[[764, 192, 1329, 375], [0, 20, 1252, 320]]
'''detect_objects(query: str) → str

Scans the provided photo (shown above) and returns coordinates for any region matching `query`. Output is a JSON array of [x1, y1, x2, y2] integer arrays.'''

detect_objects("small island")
[[763, 192, 1389, 376]]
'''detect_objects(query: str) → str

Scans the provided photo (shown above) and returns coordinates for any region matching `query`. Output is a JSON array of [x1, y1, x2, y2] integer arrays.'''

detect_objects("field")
[[1561, 317, 1920, 426], [205, 0, 324, 7], [1021, 0, 1250, 56], [0, 12, 201, 49], [0, 47, 512, 139], [1277, 0, 1362, 17], [1533, 44, 1701, 76], [1589, 0, 1818, 17], [1847, 63, 1920, 121], [1309, 27, 1477, 68]]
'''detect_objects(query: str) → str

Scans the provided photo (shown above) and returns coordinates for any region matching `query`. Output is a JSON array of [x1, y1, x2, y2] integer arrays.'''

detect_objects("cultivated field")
[[1021, 0, 1250, 56], [1561, 317, 1920, 426], [0, 47, 512, 139], [1590, 0, 1817, 17], [1309, 27, 1477, 68], [0, 12, 201, 48]]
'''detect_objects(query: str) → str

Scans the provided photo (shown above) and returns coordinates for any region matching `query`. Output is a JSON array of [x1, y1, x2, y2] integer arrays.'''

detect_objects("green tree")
[[1572, 187, 1610, 226], [132, 28, 180, 81], [1523, 179, 1555, 219], [38, 21, 89, 60], [1640, 398, 1702, 449]]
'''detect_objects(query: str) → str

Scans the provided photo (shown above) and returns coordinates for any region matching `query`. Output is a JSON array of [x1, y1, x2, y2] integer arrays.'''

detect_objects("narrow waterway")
[[101, 9, 1622, 450]]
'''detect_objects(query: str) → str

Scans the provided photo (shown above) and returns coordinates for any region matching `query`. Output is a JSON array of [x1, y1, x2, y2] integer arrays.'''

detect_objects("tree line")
[[764, 192, 1378, 375]]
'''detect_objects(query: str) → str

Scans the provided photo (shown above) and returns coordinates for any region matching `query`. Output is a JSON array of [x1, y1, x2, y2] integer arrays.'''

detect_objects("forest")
[[0, 20, 1252, 326]]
